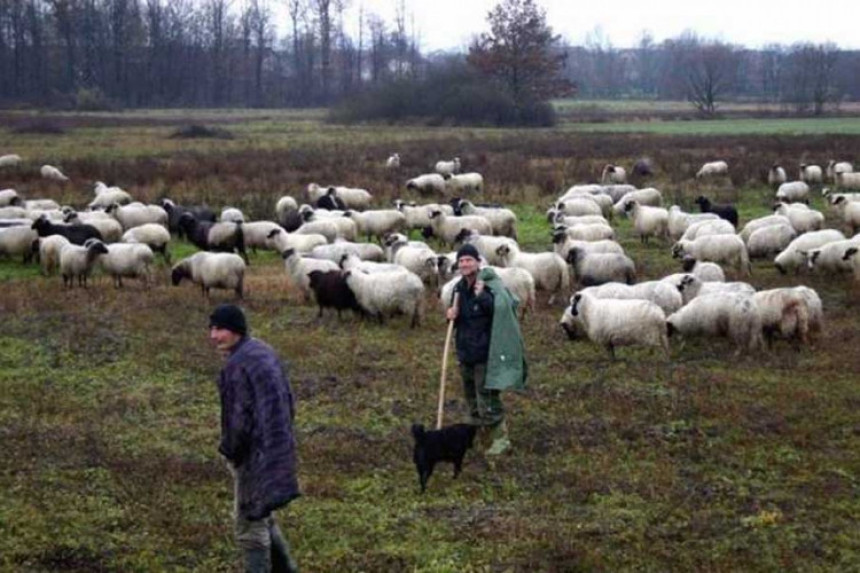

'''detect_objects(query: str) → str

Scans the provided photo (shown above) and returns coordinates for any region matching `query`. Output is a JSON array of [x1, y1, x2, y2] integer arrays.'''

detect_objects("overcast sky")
[[306, 0, 859, 52]]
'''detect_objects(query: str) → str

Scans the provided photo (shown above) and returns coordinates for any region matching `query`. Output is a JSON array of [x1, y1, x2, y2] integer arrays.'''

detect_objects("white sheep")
[[827, 160, 853, 182], [565, 291, 668, 359], [339, 252, 403, 274], [552, 213, 609, 228], [393, 200, 453, 233], [495, 244, 569, 304], [557, 188, 614, 218], [241, 221, 288, 253], [666, 292, 763, 355], [611, 187, 663, 216], [220, 207, 246, 224], [97, 242, 156, 288], [696, 161, 728, 179], [406, 173, 447, 195], [428, 210, 492, 248], [434, 157, 461, 177], [456, 199, 516, 238], [59, 240, 109, 288], [672, 235, 750, 276], [774, 229, 846, 274], [386, 153, 401, 169], [309, 240, 385, 263], [0, 189, 20, 206], [171, 251, 246, 298], [0, 206, 28, 219], [679, 219, 736, 242], [37, 234, 71, 275], [805, 237, 860, 274], [738, 214, 792, 243], [844, 245, 860, 282], [306, 183, 329, 203], [835, 172, 860, 191], [578, 280, 683, 315], [294, 219, 340, 243], [753, 288, 815, 346], [557, 223, 616, 242], [264, 228, 328, 254], [0, 225, 39, 263], [121, 223, 172, 262], [281, 248, 340, 300], [88, 182, 132, 209], [331, 186, 373, 210], [664, 259, 726, 285], [599, 184, 637, 203], [275, 196, 299, 222], [555, 197, 603, 218], [454, 229, 518, 267], [107, 203, 168, 231], [623, 200, 669, 244], [767, 164, 787, 188], [300, 207, 358, 241], [40, 164, 69, 182], [674, 274, 755, 305], [345, 268, 425, 327], [774, 198, 825, 234], [390, 243, 439, 285], [446, 173, 484, 194], [552, 234, 624, 262], [566, 247, 636, 287], [747, 224, 797, 259], [667, 205, 720, 240], [775, 181, 810, 203], [0, 154, 22, 167], [799, 163, 823, 185], [600, 164, 627, 185], [830, 196, 860, 235], [344, 209, 407, 243]]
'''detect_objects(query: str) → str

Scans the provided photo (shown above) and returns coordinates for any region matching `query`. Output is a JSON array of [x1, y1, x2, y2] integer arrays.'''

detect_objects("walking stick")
[[436, 293, 459, 430]]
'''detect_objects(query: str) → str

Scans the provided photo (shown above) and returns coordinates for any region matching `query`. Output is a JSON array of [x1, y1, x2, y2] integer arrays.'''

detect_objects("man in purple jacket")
[[209, 304, 301, 573]]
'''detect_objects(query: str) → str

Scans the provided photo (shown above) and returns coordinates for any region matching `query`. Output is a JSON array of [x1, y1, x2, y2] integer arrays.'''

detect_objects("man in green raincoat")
[[445, 244, 527, 455]]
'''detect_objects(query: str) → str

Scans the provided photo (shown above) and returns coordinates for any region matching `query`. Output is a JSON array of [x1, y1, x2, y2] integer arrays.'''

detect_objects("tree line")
[[1, 0, 858, 114]]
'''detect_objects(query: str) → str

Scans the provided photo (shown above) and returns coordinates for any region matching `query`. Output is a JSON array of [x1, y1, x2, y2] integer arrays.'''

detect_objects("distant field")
[[565, 116, 860, 136]]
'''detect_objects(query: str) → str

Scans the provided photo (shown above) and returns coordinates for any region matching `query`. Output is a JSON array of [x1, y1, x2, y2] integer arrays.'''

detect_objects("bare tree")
[[683, 36, 742, 115], [786, 42, 839, 115]]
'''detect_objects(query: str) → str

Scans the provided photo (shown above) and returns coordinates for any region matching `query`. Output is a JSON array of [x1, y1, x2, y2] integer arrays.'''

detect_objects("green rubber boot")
[[485, 420, 511, 456]]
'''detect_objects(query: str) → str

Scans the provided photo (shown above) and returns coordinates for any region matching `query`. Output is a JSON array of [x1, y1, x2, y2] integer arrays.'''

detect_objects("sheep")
[[386, 153, 401, 169], [31, 216, 103, 245], [281, 248, 340, 299], [306, 183, 330, 203], [773, 229, 846, 274], [275, 195, 299, 221], [177, 213, 248, 263], [806, 238, 860, 274], [389, 242, 440, 285], [672, 235, 750, 276], [0, 225, 38, 263], [339, 252, 404, 274], [0, 154, 22, 167], [767, 164, 787, 188], [455, 199, 516, 238], [555, 197, 603, 218], [25, 208, 65, 222], [446, 173, 484, 195], [696, 161, 729, 179], [666, 293, 763, 355], [264, 228, 328, 255], [552, 233, 624, 261], [428, 210, 492, 248], [307, 270, 363, 319], [241, 221, 289, 254], [344, 209, 407, 243], [161, 199, 216, 237], [106, 202, 168, 231], [738, 214, 792, 243], [309, 240, 385, 263], [435, 157, 461, 177], [835, 172, 860, 191], [406, 173, 447, 195], [679, 218, 736, 242], [88, 182, 133, 210], [438, 267, 537, 320], [827, 160, 853, 182], [495, 244, 569, 304], [565, 291, 668, 359], [0, 189, 19, 206], [773, 202, 824, 234], [694, 196, 738, 227], [315, 190, 346, 211], [63, 211, 123, 243], [453, 229, 517, 267], [600, 184, 637, 203], [667, 206, 720, 240], [823, 190, 860, 204], [623, 200, 669, 244], [577, 281, 683, 315], [0, 206, 27, 219], [330, 186, 373, 211], [344, 268, 425, 327], [59, 240, 109, 288], [679, 257, 726, 282], [632, 157, 654, 177], [799, 163, 823, 185], [171, 252, 246, 298], [556, 223, 616, 242], [383, 232, 431, 256], [220, 207, 245, 224], [752, 288, 814, 346], [552, 213, 609, 228], [611, 187, 663, 216], [294, 217, 341, 243], [36, 234, 71, 275], [97, 242, 156, 288], [775, 181, 810, 204], [40, 164, 69, 182], [566, 247, 636, 287], [122, 223, 172, 263], [600, 164, 627, 185], [557, 186, 615, 217], [831, 196, 860, 235], [393, 200, 453, 233], [674, 274, 755, 305], [746, 224, 797, 259]]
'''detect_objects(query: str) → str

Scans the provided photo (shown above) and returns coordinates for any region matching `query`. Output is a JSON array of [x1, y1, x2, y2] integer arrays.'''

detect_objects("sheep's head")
[[453, 228, 472, 244], [666, 320, 677, 338], [680, 256, 697, 272], [570, 294, 583, 316], [774, 262, 787, 275], [677, 274, 695, 293], [694, 196, 708, 208], [62, 211, 78, 223], [551, 231, 567, 245], [266, 228, 282, 240], [843, 247, 858, 261], [496, 244, 510, 257], [428, 210, 441, 219], [161, 198, 176, 210], [171, 264, 189, 285], [806, 250, 821, 269], [623, 200, 637, 214], [281, 248, 296, 260], [88, 241, 109, 256], [9, 195, 23, 206], [671, 243, 685, 259]]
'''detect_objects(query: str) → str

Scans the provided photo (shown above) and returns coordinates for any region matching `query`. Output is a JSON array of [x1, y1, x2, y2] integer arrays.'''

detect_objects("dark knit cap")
[[209, 304, 248, 335], [456, 243, 481, 261]]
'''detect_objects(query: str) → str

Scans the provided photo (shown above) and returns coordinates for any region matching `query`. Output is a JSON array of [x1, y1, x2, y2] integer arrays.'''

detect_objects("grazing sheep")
[[557, 223, 616, 242], [552, 233, 624, 261], [600, 184, 637, 203], [555, 197, 603, 218], [241, 221, 288, 254], [455, 199, 517, 238], [557, 188, 614, 218], [565, 291, 668, 359], [601, 164, 627, 185], [344, 268, 425, 327], [826, 160, 853, 182], [344, 209, 407, 243], [577, 280, 683, 315], [831, 196, 860, 235], [220, 207, 245, 224], [446, 173, 484, 195], [389, 242, 440, 285], [679, 257, 726, 282], [178, 213, 248, 263], [772, 202, 824, 234], [0, 154, 22, 167], [89, 182, 132, 209], [552, 213, 610, 228], [171, 252, 246, 298], [775, 181, 810, 203], [666, 293, 763, 355], [386, 153, 401, 169], [694, 196, 738, 227], [406, 173, 447, 195], [315, 188, 346, 210], [0, 225, 38, 263], [774, 229, 846, 274], [0, 189, 20, 206], [31, 216, 103, 245], [309, 240, 385, 263], [161, 199, 216, 237], [294, 218, 340, 243], [767, 164, 787, 188], [612, 187, 663, 216], [307, 269, 363, 318], [453, 229, 517, 267], [435, 157, 461, 177], [696, 161, 729, 179], [835, 171, 860, 191], [823, 190, 860, 205], [63, 210, 123, 243], [339, 252, 403, 274], [275, 195, 299, 220], [738, 214, 792, 243], [97, 242, 156, 288], [672, 235, 750, 276], [799, 163, 823, 185], [36, 234, 71, 275], [59, 240, 109, 288], [667, 206, 720, 240], [566, 247, 636, 287], [122, 223, 172, 263], [495, 244, 569, 304], [806, 238, 860, 274], [674, 274, 755, 305], [393, 200, 451, 233], [332, 186, 373, 211], [428, 210, 492, 248], [40, 164, 69, 181], [753, 288, 814, 346], [623, 200, 669, 244], [746, 224, 797, 259], [106, 202, 168, 230], [264, 228, 328, 255], [281, 248, 340, 299]]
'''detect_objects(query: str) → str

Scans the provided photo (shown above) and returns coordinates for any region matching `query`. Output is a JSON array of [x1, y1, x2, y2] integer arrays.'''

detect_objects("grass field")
[[1, 107, 859, 571]]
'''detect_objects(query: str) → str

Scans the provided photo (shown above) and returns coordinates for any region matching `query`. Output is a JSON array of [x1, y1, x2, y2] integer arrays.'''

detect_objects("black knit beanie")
[[456, 243, 481, 262], [209, 304, 248, 335]]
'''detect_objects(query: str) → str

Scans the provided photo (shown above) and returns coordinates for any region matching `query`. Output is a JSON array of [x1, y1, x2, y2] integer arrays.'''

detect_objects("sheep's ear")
[[844, 247, 858, 259]]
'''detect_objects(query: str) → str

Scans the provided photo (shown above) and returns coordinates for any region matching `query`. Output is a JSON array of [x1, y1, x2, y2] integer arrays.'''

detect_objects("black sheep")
[[306, 269, 363, 319], [316, 188, 346, 210], [695, 195, 738, 227], [161, 199, 216, 238], [411, 423, 477, 493], [178, 212, 248, 263], [31, 216, 103, 245]]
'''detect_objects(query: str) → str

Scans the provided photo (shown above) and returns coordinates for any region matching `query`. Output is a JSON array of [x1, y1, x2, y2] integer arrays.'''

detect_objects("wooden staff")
[[436, 293, 459, 429]]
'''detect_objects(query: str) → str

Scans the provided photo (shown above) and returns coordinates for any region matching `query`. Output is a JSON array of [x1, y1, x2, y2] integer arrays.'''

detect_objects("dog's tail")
[[411, 423, 426, 442]]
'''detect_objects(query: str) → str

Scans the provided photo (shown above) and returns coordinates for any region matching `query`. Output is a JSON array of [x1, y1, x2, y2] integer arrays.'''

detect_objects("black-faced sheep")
[[178, 213, 248, 263], [694, 196, 738, 227], [171, 252, 246, 298]]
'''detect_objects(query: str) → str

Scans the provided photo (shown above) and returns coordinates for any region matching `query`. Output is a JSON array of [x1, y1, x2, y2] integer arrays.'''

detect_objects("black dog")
[[411, 423, 477, 493]]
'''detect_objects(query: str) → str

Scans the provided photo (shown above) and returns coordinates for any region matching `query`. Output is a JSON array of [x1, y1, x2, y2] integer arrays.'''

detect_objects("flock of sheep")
[[2, 151, 859, 360]]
